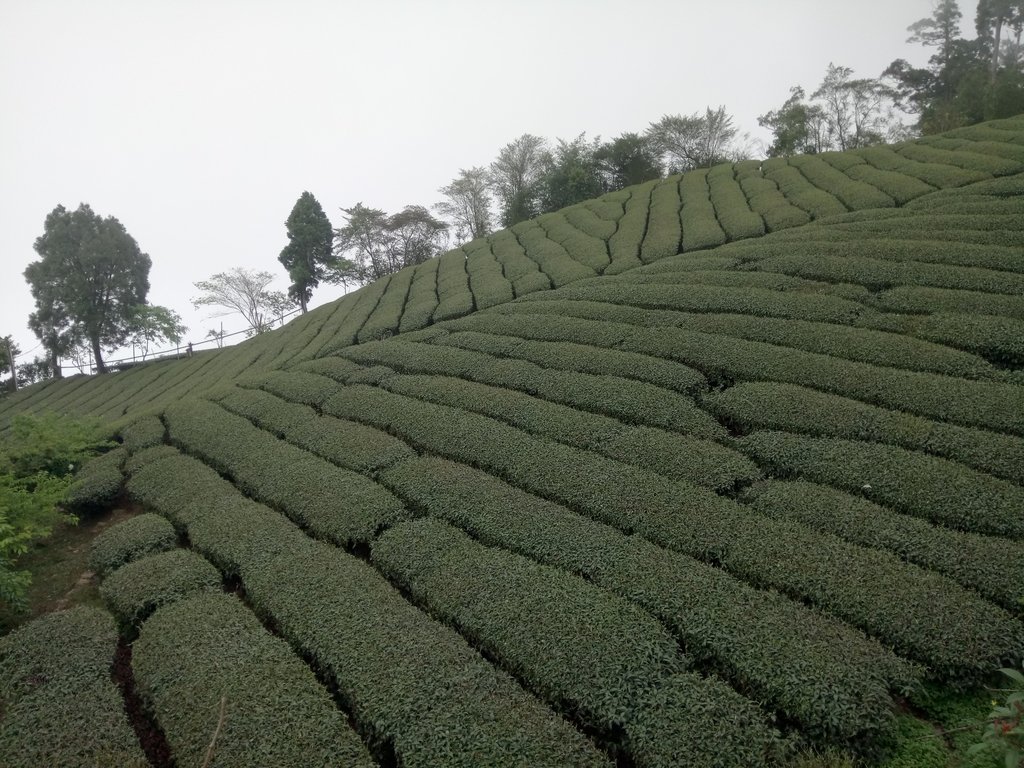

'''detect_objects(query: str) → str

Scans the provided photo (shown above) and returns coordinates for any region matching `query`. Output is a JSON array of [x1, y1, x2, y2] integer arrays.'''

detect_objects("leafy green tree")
[[14, 358, 52, 387], [538, 133, 605, 213], [333, 204, 449, 286], [812, 63, 905, 150], [594, 132, 662, 190], [489, 134, 548, 227], [127, 305, 187, 361], [758, 87, 830, 156], [646, 106, 744, 172], [434, 168, 493, 244], [278, 191, 334, 313], [25, 204, 152, 374], [192, 268, 294, 336]]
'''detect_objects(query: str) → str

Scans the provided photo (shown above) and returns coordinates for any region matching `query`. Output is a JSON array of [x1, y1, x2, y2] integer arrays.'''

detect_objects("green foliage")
[[787, 155, 895, 209], [357, 263, 416, 342], [163, 398, 407, 547], [380, 457, 918, 752], [971, 664, 1024, 768], [134, 591, 374, 767], [512, 219, 596, 285], [762, 159, 849, 219], [640, 176, 683, 262], [3, 411, 112, 478], [373, 517, 777, 767], [99, 548, 220, 628], [607, 180, 655, 272], [707, 163, 765, 241], [63, 446, 125, 515], [118, 415, 165, 453], [126, 448, 611, 766], [0, 607, 147, 767], [278, 191, 335, 313], [432, 249, 475, 321], [25, 203, 152, 373], [680, 169, 728, 251], [538, 212, 609, 272], [88, 512, 176, 577], [465, 242, 515, 310], [398, 257, 440, 332], [746, 480, 1024, 610]]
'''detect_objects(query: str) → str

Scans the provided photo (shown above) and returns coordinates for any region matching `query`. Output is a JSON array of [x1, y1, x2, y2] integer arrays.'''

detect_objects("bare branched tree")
[[192, 268, 293, 336]]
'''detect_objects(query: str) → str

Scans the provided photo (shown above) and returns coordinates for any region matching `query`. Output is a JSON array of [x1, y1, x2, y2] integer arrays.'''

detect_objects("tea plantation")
[[2, 117, 1023, 767]]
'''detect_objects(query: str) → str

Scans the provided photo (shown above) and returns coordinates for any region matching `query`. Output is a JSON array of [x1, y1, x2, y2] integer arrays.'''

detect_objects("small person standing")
[[186, 342, 193, 358]]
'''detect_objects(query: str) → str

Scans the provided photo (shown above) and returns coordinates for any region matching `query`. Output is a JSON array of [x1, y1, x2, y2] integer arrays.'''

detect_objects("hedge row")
[[430, 249, 472, 323], [706, 163, 764, 241], [337, 340, 722, 435], [267, 299, 341, 369], [751, 252, 1024, 297], [513, 220, 596, 286], [607, 181, 654, 274], [64, 446, 125, 515], [488, 228, 544, 281], [0, 607, 147, 767], [530, 281, 872, 325], [564, 203, 617, 240], [315, 273, 395, 359], [584, 196, 627, 220], [89, 512, 177, 577], [133, 591, 375, 767], [650, 311, 997, 380], [399, 257, 440, 333], [639, 177, 682, 263], [378, 372, 753, 490], [761, 159, 848, 219], [620, 326, 1024, 436], [897, 142, 1022, 176], [466, 244, 515, 310], [787, 155, 894, 210], [912, 312, 1024, 368], [736, 430, 1024, 540], [126, 449, 610, 767], [539, 213, 609, 272], [737, 173, 812, 231], [373, 517, 777, 767], [839, 161, 936, 204], [639, 253, 742, 275], [321, 385, 1024, 682], [380, 456, 918, 749], [163, 398, 407, 547], [242, 369, 342, 408], [679, 169, 727, 251], [216, 384, 414, 473], [855, 146, 988, 188], [705, 382, 1024, 484], [281, 289, 362, 364], [430, 328, 708, 395], [118, 414, 165, 453], [358, 263, 416, 343], [872, 285, 1024, 321], [100, 548, 221, 628], [746, 480, 1024, 610]]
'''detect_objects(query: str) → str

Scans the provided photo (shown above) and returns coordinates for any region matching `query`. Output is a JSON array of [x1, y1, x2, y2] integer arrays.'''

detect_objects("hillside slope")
[[2, 117, 1024, 767]]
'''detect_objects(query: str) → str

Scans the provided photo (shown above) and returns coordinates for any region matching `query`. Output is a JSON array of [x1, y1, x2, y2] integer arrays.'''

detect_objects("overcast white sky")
[[0, 0, 951, 369]]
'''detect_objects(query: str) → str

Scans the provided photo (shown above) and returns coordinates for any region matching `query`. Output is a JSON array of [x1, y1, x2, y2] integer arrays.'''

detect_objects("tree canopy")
[[25, 204, 152, 374], [333, 204, 449, 286], [434, 168, 493, 244], [278, 192, 335, 313], [193, 268, 293, 336]]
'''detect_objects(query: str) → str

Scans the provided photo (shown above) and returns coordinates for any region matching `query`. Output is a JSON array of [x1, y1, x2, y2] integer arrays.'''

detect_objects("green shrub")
[[466, 245, 515, 310], [513, 219, 596, 286], [315, 272, 394, 358], [488, 228, 544, 280], [373, 517, 777, 768], [787, 155, 894, 209], [63, 446, 125, 515], [838, 162, 936, 204], [620, 326, 1024, 436], [855, 146, 988, 187], [322, 384, 1023, 683], [747, 480, 1024, 610], [897, 142, 1021, 175], [707, 163, 765, 241], [912, 312, 1024, 368], [338, 340, 721, 435], [126, 448, 611, 767], [89, 512, 177, 576], [291, 355, 364, 382], [397, 257, 440, 333], [564, 203, 617, 240], [380, 456, 918, 750], [123, 443, 179, 476], [100, 548, 221, 627], [639, 176, 683, 262], [761, 160, 848, 219], [134, 591, 374, 767], [433, 249, 475, 322], [538, 212, 609, 272], [584, 196, 627, 220], [163, 398, 407, 548], [737, 430, 1024, 540], [119, 414, 165, 452], [705, 382, 1024, 483], [242, 369, 342, 408], [738, 174, 811, 231], [0, 607, 147, 767], [607, 180, 655, 272], [680, 169, 727, 251], [918, 136, 1024, 164], [873, 285, 1024, 320], [216, 384, 413, 473], [357, 263, 416, 343]]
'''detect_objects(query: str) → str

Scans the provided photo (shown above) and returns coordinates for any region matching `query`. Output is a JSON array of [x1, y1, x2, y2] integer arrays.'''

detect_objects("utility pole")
[[4, 337, 18, 391]]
